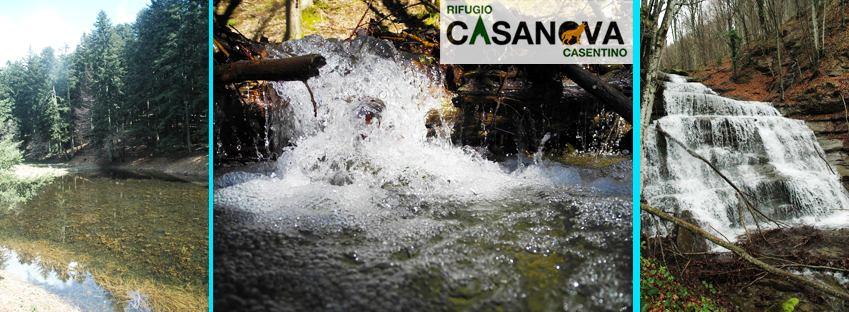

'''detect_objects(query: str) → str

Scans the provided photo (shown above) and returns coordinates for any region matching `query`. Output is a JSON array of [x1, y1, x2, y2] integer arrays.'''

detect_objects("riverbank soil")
[[689, 4, 849, 190], [642, 226, 849, 311], [108, 153, 208, 183], [60, 151, 208, 183], [0, 276, 81, 312]]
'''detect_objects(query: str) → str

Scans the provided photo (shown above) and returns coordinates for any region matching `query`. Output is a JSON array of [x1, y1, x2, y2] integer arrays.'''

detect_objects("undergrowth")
[[0, 137, 51, 207], [641, 257, 724, 312]]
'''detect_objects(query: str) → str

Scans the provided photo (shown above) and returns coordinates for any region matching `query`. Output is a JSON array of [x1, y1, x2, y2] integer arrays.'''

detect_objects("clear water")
[[0, 173, 207, 311], [0, 247, 116, 311], [215, 36, 632, 310], [642, 74, 849, 239]]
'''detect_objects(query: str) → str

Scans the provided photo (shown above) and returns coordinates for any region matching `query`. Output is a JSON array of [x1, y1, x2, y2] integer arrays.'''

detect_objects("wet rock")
[[675, 210, 709, 253]]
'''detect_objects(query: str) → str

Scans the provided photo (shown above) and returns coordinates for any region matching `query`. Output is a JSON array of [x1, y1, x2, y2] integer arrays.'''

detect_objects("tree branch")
[[214, 54, 326, 83], [561, 64, 633, 123], [642, 203, 849, 301]]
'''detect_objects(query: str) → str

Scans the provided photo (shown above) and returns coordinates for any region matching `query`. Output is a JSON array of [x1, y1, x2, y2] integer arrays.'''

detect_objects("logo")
[[440, 1, 633, 64], [560, 22, 586, 45]]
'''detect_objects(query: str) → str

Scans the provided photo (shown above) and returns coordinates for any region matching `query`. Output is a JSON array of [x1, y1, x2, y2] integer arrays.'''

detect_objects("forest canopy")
[[0, 0, 207, 161]]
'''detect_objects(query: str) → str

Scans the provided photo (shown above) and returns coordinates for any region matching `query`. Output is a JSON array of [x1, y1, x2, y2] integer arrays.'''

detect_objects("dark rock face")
[[448, 65, 633, 160], [674, 210, 708, 253]]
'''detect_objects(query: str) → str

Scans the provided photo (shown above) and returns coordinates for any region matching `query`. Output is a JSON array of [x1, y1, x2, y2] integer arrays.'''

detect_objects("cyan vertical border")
[[631, 0, 641, 310], [208, 0, 214, 310]]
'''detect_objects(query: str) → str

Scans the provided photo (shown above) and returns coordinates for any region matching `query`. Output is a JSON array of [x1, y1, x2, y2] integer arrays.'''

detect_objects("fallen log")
[[215, 54, 326, 83], [642, 203, 849, 301], [562, 64, 632, 123]]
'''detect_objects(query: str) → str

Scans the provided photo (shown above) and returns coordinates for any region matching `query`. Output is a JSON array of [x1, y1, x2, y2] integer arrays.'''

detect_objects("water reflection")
[[0, 173, 207, 310], [0, 247, 116, 311]]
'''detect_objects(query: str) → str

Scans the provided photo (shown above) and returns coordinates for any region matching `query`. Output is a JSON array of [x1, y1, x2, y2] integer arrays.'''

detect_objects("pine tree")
[[0, 1, 208, 161]]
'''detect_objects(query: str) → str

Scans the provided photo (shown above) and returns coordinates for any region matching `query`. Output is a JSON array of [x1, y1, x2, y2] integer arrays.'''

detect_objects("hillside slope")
[[693, 7, 849, 189]]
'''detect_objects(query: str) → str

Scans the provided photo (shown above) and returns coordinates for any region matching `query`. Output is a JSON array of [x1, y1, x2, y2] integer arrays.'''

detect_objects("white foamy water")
[[214, 36, 624, 218], [213, 36, 633, 310], [642, 74, 849, 239]]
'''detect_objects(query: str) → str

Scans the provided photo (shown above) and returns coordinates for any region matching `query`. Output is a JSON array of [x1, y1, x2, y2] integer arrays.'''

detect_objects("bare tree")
[[640, 0, 683, 136]]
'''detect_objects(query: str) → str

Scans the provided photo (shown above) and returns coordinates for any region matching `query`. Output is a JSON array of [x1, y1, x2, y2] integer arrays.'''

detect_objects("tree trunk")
[[642, 203, 849, 301], [284, 0, 302, 41], [562, 65, 632, 123], [755, 0, 771, 35], [641, 0, 681, 137], [821, 0, 826, 54], [214, 54, 326, 83], [812, 0, 820, 60], [185, 100, 191, 153], [769, 0, 785, 100]]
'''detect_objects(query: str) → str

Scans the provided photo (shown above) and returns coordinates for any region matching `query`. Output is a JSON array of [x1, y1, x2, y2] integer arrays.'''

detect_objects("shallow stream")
[[0, 172, 208, 311]]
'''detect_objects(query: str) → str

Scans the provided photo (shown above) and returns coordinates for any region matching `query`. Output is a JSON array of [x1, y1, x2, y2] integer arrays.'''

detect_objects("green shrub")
[[0, 136, 22, 171]]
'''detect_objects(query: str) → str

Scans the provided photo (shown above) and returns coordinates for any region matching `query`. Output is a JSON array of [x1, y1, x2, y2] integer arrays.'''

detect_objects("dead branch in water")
[[303, 80, 318, 117], [842, 93, 849, 140], [215, 54, 326, 84], [642, 203, 849, 301]]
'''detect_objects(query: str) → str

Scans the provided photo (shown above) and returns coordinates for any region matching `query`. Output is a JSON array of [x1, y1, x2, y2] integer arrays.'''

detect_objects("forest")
[[0, 0, 207, 163], [641, 0, 849, 310], [0, 2, 210, 310]]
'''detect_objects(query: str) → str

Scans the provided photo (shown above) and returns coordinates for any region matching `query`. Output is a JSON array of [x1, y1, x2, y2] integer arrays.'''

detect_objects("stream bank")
[[13, 152, 208, 184], [643, 226, 849, 311], [1, 153, 209, 311], [106, 154, 209, 183]]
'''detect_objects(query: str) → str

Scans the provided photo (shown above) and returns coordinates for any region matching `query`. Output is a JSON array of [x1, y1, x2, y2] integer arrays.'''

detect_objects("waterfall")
[[642, 74, 849, 239]]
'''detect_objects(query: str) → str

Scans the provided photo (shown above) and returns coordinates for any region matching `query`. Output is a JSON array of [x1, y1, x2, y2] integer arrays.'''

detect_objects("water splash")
[[642, 74, 849, 239], [214, 36, 632, 310], [215, 36, 609, 213]]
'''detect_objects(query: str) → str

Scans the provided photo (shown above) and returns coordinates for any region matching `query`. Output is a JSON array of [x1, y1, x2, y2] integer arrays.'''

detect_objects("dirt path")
[[0, 277, 80, 312]]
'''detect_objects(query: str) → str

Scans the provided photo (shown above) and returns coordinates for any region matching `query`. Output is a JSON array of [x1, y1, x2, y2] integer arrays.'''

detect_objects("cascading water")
[[214, 36, 631, 310], [642, 74, 849, 239]]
